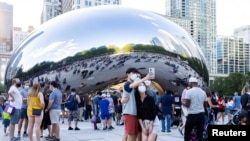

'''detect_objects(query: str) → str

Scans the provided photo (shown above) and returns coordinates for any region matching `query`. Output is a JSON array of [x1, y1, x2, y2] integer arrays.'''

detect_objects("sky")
[[2, 0, 250, 36]]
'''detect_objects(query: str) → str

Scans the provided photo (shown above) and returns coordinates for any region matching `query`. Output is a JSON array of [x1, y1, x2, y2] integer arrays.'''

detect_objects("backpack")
[[65, 94, 77, 110]]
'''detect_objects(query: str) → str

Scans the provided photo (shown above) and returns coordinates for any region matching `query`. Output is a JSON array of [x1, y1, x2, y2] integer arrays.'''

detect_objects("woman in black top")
[[40, 85, 52, 138], [137, 82, 158, 141]]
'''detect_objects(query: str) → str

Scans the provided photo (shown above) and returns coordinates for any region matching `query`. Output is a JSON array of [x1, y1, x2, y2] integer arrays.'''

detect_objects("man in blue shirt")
[[17, 81, 30, 138], [45, 81, 62, 141], [159, 90, 174, 132]]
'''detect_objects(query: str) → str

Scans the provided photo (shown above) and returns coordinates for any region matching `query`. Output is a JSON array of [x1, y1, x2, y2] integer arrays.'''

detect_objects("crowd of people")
[[0, 67, 250, 141]]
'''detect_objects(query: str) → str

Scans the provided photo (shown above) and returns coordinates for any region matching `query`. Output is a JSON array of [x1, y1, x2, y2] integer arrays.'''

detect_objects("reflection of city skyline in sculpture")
[[5, 5, 208, 94]]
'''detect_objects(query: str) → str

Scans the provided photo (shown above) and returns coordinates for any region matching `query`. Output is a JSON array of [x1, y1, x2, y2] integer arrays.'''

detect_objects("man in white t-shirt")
[[182, 77, 207, 141], [8, 78, 23, 141]]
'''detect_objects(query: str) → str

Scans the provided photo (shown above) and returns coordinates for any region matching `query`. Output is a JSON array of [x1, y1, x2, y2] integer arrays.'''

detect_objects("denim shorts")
[[20, 108, 28, 119], [10, 109, 21, 124]]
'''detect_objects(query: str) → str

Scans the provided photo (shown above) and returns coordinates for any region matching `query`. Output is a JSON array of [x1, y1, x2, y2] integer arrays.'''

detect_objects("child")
[[238, 112, 247, 125], [2, 101, 11, 136], [2, 111, 11, 136]]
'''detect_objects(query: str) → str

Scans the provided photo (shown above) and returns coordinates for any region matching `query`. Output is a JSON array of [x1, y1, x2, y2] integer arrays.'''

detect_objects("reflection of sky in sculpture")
[[7, 5, 206, 77]]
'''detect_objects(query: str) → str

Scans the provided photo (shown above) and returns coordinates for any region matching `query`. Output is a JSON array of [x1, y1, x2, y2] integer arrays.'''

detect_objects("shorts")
[[142, 117, 159, 134], [116, 113, 122, 120], [10, 109, 21, 124], [68, 110, 80, 121], [218, 108, 225, 113], [101, 113, 110, 120], [49, 109, 61, 124], [3, 119, 10, 128], [20, 108, 28, 119], [124, 114, 138, 136]]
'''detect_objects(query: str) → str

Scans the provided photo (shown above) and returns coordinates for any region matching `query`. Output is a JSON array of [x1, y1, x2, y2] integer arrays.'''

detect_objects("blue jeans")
[[161, 114, 171, 131]]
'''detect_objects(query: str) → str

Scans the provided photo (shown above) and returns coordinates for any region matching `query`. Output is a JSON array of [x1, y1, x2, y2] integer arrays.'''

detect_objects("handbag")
[[32, 108, 42, 116], [4, 105, 15, 115]]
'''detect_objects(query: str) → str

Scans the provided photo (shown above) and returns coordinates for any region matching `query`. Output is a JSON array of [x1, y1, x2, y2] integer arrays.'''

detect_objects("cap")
[[107, 93, 111, 97], [189, 77, 198, 83], [102, 94, 106, 97], [126, 67, 139, 74]]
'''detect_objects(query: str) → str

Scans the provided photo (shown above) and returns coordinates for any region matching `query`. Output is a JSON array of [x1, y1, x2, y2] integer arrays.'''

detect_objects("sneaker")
[[68, 127, 73, 130], [62, 121, 64, 124], [52, 138, 60, 141], [23, 133, 28, 137], [103, 127, 107, 131], [178, 127, 183, 136], [110, 126, 114, 129], [74, 127, 80, 130], [10, 137, 20, 141], [161, 130, 165, 132], [167, 130, 171, 133]]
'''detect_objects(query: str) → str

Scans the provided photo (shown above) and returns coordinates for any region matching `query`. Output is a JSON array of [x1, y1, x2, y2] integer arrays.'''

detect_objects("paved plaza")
[[0, 119, 184, 141]]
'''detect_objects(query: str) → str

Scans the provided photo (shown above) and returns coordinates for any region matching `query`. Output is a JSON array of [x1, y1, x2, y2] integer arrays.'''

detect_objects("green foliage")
[[210, 72, 247, 96]]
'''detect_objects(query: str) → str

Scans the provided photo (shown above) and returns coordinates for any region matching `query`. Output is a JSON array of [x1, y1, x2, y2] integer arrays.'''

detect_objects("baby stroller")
[[226, 110, 240, 125]]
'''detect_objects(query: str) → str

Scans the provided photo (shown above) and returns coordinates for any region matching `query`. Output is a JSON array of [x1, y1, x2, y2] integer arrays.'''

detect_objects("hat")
[[102, 94, 106, 97], [126, 67, 139, 74], [189, 77, 198, 83]]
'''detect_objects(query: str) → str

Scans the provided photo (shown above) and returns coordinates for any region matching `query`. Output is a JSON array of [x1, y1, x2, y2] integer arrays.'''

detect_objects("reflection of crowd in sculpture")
[[32, 52, 202, 94]]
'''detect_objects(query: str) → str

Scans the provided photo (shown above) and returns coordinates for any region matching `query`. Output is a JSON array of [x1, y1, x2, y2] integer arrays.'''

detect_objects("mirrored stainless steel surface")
[[5, 5, 208, 93]]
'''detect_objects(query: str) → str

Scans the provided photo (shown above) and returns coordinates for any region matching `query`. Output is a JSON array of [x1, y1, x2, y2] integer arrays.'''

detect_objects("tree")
[[210, 72, 247, 96]]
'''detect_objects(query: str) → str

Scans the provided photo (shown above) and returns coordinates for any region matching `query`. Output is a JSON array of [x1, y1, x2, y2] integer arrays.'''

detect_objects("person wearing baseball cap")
[[182, 77, 207, 141]]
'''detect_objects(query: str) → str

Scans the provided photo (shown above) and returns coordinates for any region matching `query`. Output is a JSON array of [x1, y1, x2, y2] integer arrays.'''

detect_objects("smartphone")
[[149, 67, 155, 79]]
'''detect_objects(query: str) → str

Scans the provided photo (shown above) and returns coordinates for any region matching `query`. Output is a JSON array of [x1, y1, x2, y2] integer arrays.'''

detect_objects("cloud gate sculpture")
[[5, 5, 208, 94]]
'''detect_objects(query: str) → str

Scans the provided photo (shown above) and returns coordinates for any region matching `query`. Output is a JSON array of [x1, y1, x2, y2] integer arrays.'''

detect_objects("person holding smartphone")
[[121, 68, 152, 141]]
